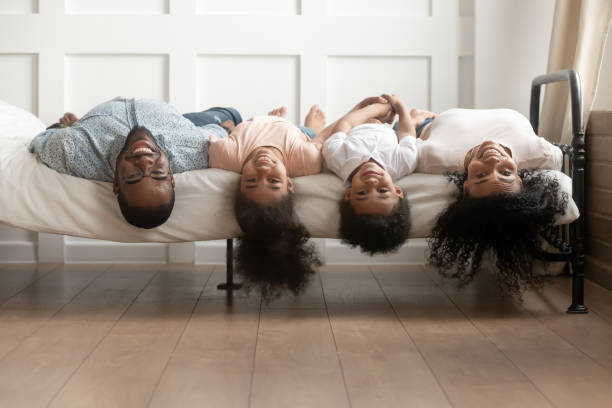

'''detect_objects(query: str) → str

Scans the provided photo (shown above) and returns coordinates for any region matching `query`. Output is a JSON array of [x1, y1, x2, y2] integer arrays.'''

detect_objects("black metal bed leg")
[[567, 254, 588, 314], [217, 239, 242, 292]]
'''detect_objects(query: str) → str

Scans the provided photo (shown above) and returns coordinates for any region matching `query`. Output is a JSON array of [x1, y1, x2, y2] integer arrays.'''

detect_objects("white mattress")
[[0, 100, 579, 243]]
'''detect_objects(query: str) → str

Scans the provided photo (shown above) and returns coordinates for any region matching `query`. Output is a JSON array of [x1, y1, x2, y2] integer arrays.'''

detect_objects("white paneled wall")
[[65, 54, 169, 114], [327, 56, 431, 120], [0, 0, 37, 14], [0, 0, 483, 263], [196, 0, 299, 15], [196, 55, 300, 124], [65, 0, 169, 15], [0, 54, 38, 114]]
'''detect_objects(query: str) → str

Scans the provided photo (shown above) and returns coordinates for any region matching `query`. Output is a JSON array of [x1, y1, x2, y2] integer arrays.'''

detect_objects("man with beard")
[[29, 97, 241, 228]]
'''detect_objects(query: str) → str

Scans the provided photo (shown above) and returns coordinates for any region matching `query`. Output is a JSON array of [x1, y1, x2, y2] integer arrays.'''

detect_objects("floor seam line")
[[370, 266, 456, 408], [45, 265, 163, 408], [145, 266, 215, 408], [319, 270, 353, 408]]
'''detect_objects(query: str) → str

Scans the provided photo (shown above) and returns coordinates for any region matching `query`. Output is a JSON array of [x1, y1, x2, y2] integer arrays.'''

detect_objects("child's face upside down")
[[345, 160, 403, 215], [240, 146, 294, 206]]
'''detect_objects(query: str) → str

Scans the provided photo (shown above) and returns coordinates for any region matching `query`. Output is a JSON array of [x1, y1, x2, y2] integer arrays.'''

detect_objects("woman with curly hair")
[[415, 108, 567, 296]]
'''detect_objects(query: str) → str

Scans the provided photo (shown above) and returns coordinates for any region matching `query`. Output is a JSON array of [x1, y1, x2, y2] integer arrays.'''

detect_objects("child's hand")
[[368, 102, 394, 124], [381, 94, 405, 114], [376, 104, 395, 124]]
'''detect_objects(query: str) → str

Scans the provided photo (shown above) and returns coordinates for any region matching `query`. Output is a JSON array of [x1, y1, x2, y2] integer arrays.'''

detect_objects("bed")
[[0, 70, 587, 312]]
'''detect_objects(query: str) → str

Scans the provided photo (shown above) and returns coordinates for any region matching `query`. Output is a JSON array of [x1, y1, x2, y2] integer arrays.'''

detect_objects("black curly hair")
[[234, 191, 321, 300], [338, 195, 411, 255], [117, 189, 175, 229], [428, 169, 568, 297]]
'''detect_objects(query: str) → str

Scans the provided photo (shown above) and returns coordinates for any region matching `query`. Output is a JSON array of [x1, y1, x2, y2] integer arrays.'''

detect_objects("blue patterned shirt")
[[29, 97, 227, 182]]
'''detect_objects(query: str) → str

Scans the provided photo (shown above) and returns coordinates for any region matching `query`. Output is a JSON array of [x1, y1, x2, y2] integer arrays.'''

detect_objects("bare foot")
[[304, 104, 326, 135], [268, 106, 287, 118], [220, 120, 235, 132], [410, 108, 436, 127]]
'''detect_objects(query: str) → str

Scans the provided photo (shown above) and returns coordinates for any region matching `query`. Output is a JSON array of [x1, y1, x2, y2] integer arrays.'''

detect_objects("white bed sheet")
[[0, 100, 579, 243]]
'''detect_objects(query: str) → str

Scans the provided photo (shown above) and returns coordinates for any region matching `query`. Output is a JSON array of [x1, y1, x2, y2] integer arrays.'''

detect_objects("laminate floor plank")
[[262, 270, 326, 309], [250, 269, 349, 408], [2, 263, 609, 408], [0, 264, 160, 408], [373, 265, 552, 408], [0, 263, 59, 304], [0, 264, 109, 359], [521, 277, 612, 374], [148, 267, 261, 408], [48, 264, 213, 408], [426, 269, 612, 408], [320, 267, 451, 408]]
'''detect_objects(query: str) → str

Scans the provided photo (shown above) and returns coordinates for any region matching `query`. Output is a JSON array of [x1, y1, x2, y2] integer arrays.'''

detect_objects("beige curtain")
[[540, 0, 612, 144]]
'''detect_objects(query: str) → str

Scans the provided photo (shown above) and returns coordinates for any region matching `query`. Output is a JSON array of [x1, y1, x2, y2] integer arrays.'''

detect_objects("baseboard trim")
[[323, 238, 427, 265], [64, 240, 168, 263], [0, 241, 37, 263], [1, 238, 429, 265]]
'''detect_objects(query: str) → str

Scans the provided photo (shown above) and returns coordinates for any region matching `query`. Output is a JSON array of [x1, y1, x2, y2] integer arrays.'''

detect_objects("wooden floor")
[[0, 264, 612, 408]]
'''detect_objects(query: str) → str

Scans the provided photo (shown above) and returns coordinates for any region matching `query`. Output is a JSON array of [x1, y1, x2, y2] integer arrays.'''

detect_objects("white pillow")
[[0, 100, 45, 141]]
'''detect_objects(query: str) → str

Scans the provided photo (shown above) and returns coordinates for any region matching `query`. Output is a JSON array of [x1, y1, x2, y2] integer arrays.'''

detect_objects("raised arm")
[[382, 94, 436, 141], [330, 102, 393, 135], [312, 96, 388, 144]]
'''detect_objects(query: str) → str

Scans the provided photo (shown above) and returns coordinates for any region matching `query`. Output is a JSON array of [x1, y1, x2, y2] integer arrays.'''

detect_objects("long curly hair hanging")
[[234, 192, 321, 300], [428, 169, 568, 297]]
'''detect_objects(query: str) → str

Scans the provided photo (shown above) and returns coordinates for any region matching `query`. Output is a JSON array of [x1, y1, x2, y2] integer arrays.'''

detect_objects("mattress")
[[0, 100, 579, 243]]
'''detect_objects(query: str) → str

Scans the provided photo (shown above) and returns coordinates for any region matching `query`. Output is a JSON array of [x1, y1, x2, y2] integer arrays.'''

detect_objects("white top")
[[416, 108, 563, 173], [322, 123, 418, 183]]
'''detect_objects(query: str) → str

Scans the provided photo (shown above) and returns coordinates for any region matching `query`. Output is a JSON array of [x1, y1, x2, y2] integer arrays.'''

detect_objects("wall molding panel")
[[0, 0, 474, 264]]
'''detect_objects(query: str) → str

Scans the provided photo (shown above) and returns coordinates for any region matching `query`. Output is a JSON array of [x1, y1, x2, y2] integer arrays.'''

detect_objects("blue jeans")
[[183, 107, 315, 139], [184, 107, 315, 139], [393, 117, 435, 138], [298, 125, 316, 139], [183, 107, 243, 128]]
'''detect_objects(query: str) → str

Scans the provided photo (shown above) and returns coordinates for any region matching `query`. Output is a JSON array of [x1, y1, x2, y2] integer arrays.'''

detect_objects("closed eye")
[[151, 170, 168, 180]]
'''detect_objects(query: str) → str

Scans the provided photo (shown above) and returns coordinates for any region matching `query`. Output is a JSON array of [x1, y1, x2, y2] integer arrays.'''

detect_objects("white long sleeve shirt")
[[416, 108, 563, 173], [323, 123, 418, 183]]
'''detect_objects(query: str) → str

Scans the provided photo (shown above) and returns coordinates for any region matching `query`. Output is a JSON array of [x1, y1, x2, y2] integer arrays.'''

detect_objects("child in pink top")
[[209, 109, 323, 207], [208, 105, 327, 299]]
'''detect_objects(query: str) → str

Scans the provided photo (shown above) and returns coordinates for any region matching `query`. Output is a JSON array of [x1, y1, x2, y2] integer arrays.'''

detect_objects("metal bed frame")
[[531, 69, 588, 313], [218, 69, 589, 313]]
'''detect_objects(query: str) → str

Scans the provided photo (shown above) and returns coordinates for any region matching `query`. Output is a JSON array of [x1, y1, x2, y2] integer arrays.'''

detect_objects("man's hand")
[[59, 112, 78, 127]]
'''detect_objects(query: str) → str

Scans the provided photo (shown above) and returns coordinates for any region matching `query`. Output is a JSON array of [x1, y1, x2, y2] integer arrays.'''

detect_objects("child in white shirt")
[[323, 94, 435, 254]]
